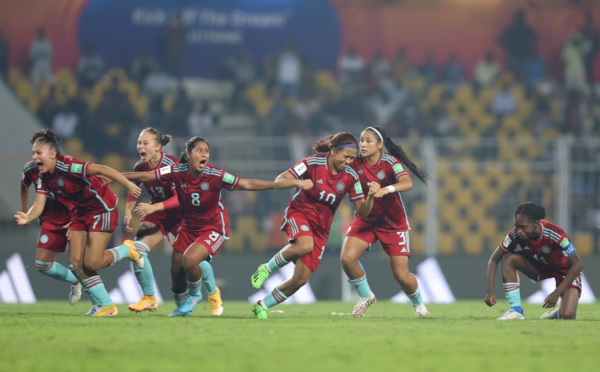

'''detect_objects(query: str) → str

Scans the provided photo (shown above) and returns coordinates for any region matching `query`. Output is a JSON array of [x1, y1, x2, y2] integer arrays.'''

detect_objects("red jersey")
[[129, 153, 178, 204], [22, 161, 71, 230], [155, 163, 238, 236], [351, 153, 410, 230], [499, 220, 576, 269], [36, 154, 118, 216], [284, 154, 364, 233]]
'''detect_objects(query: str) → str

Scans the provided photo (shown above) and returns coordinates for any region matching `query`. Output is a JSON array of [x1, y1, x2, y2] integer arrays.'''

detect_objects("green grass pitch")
[[1, 300, 598, 372]]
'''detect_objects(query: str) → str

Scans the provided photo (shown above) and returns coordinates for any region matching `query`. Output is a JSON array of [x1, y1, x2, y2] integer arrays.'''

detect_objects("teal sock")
[[133, 241, 154, 296], [36, 260, 78, 284], [348, 273, 371, 298], [503, 282, 523, 314], [108, 244, 131, 266], [187, 278, 203, 298], [84, 288, 101, 306], [199, 260, 217, 295], [83, 276, 112, 306], [408, 285, 424, 307], [172, 291, 188, 308], [262, 287, 288, 309], [266, 251, 289, 273]]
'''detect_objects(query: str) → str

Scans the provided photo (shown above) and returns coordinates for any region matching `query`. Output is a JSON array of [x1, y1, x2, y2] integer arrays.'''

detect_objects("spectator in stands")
[[0, 30, 10, 83], [391, 45, 412, 80], [77, 45, 105, 91], [37, 85, 61, 127], [580, 12, 600, 84], [163, 12, 187, 78], [337, 45, 365, 91], [225, 50, 258, 110], [473, 51, 500, 89], [490, 82, 517, 117], [562, 32, 589, 95], [165, 85, 193, 135], [442, 51, 465, 94], [524, 50, 545, 91], [187, 101, 218, 138], [497, 9, 538, 79], [366, 89, 400, 128], [29, 27, 54, 93], [368, 49, 391, 81], [276, 41, 302, 99], [143, 65, 174, 98], [52, 103, 79, 140], [420, 52, 438, 86], [130, 47, 158, 86]]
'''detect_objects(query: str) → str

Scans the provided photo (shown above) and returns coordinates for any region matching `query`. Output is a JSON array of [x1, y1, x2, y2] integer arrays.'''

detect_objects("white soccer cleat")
[[69, 282, 82, 305], [540, 308, 559, 320], [415, 304, 431, 318], [352, 292, 376, 317], [497, 309, 525, 320]]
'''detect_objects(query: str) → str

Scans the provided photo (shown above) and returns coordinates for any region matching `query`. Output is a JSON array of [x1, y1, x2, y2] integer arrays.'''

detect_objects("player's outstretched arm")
[[88, 164, 142, 198], [235, 178, 275, 191], [273, 170, 313, 190]]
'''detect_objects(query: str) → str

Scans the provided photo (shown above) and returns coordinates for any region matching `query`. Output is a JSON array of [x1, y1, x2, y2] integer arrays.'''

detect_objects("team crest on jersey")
[[336, 182, 345, 191], [377, 171, 385, 180], [57, 177, 65, 187], [201, 182, 209, 191], [39, 234, 49, 244], [542, 246, 550, 254], [300, 225, 310, 232]]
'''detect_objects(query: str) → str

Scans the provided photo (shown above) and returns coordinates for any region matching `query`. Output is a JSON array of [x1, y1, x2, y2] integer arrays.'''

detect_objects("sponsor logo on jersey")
[[354, 182, 363, 194], [159, 166, 171, 175], [57, 178, 65, 187], [39, 234, 49, 244], [393, 163, 405, 174], [293, 162, 307, 176], [223, 172, 235, 184], [377, 171, 385, 180], [336, 182, 345, 191], [71, 163, 83, 174], [201, 182, 209, 190]]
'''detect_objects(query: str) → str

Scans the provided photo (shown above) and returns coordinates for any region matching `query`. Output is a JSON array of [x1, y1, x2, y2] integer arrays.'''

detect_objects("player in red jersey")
[[116, 127, 223, 316], [341, 126, 432, 318], [15, 129, 143, 317], [250, 132, 379, 319], [122, 136, 280, 316], [485, 202, 584, 320], [21, 155, 82, 306]]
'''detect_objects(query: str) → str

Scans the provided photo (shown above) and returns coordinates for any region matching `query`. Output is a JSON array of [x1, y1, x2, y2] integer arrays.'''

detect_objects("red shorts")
[[37, 228, 68, 253], [70, 209, 119, 232], [346, 218, 410, 256], [282, 210, 329, 272], [522, 254, 583, 293], [172, 227, 226, 255], [141, 210, 181, 238]]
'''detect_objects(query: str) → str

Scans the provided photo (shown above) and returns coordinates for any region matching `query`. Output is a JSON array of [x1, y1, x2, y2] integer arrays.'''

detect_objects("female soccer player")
[[15, 129, 143, 317], [340, 126, 431, 318], [122, 136, 280, 316], [250, 132, 379, 319], [21, 153, 82, 306], [115, 127, 223, 316], [485, 202, 584, 320]]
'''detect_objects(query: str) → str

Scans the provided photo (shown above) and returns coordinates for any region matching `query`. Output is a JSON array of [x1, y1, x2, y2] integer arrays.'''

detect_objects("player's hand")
[[368, 182, 382, 197], [96, 175, 113, 185], [543, 290, 560, 308], [127, 182, 142, 198], [298, 179, 313, 190], [123, 213, 133, 233], [14, 211, 30, 226], [134, 203, 156, 217], [65, 228, 72, 240], [484, 293, 496, 307]]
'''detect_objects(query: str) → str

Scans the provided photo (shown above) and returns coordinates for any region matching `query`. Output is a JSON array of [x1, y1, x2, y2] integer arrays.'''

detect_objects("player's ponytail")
[[141, 127, 172, 148]]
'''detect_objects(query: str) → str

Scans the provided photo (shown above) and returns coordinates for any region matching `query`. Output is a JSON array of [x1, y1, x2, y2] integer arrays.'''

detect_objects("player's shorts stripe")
[[288, 217, 299, 235]]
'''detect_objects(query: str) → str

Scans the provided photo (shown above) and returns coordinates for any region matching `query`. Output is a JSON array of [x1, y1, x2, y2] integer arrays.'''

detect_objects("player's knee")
[[340, 251, 356, 268]]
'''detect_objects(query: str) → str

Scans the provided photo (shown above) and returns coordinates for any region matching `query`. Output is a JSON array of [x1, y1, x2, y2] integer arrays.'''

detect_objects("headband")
[[366, 127, 384, 142], [334, 143, 358, 148]]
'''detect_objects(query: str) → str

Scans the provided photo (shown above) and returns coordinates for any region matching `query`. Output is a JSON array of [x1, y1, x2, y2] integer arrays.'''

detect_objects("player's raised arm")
[[87, 164, 142, 198], [273, 170, 313, 190]]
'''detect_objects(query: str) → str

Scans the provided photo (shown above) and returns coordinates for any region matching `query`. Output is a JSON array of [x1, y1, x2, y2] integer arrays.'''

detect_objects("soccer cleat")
[[124, 240, 144, 269], [415, 304, 431, 318], [497, 309, 525, 320], [69, 282, 82, 305], [208, 288, 224, 316], [178, 294, 201, 314], [128, 295, 158, 313], [93, 304, 119, 317], [251, 264, 270, 289], [168, 308, 190, 317], [84, 305, 102, 316], [540, 308, 559, 320], [352, 292, 377, 317], [253, 302, 268, 319]]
